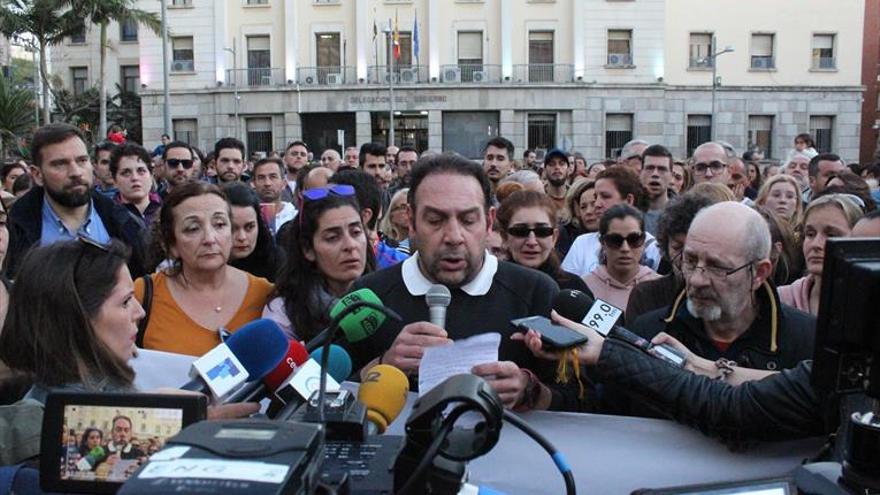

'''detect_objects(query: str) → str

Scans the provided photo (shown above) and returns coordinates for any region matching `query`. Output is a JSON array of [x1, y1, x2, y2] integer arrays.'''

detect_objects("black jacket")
[[630, 282, 815, 371], [596, 339, 829, 442], [6, 187, 148, 279]]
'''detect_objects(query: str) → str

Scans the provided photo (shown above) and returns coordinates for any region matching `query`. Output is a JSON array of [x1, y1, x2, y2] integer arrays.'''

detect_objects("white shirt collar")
[[402, 251, 498, 296]]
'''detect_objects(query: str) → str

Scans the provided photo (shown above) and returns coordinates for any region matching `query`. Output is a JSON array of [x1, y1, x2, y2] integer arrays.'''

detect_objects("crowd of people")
[[1, 121, 879, 468]]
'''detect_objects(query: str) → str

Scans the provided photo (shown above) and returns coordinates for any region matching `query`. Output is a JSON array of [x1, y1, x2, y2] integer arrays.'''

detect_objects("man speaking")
[[349, 153, 580, 411]]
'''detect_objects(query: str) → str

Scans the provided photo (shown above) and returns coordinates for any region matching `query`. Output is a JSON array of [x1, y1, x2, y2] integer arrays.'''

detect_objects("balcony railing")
[[689, 57, 713, 69], [225, 67, 285, 87], [368, 65, 430, 85], [511, 64, 575, 83], [297, 66, 358, 85]]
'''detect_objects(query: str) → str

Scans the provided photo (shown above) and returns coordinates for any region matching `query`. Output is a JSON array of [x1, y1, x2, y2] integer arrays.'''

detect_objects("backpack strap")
[[136, 275, 153, 348]]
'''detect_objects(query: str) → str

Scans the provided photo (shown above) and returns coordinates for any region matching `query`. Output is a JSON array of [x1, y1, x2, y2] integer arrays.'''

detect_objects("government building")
[[50, 0, 864, 161]]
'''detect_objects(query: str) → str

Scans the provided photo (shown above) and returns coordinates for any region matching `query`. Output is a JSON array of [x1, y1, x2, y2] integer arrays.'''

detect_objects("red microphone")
[[225, 339, 310, 404]]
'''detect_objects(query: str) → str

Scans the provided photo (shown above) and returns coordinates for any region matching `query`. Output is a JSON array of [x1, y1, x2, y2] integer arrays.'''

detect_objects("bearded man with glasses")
[[629, 202, 815, 372], [161, 140, 200, 197]]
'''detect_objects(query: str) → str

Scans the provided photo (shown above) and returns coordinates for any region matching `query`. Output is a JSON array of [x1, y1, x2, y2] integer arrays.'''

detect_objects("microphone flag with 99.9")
[[553, 289, 685, 367], [180, 318, 288, 400], [358, 364, 410, 435], [305, 288, 389, 353], [426, 284, 452, 329], [309, 345, 353, 383]]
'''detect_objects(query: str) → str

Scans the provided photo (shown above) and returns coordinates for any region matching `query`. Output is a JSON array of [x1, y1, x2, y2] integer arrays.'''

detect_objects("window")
[[748, 116, 773, 158], [810, 116, 834, 153], [689, 33, 713, 69], [70, 27, 86, 44], [812, 34, 835, 69], [528, 113, 556, 152], [173, 119, 197, 145], [457, 31, 483, 82], [120, 18, 138, 42], [247, 35, 271, 86], [686, 115, 712, 157], [396, 32, 413, 68], [316, 33, 340, 84], [121, 65, 140, 93], [71, 67, 88, 97], [171, 0, 191, 5], [607, 30, 632, 66], [171, 37, 194, 72], [246, 0, 269, 4], [750, 33, 775, 69], [246, 117, 273, 155], [528, 31, 554, 82], [443, 112, 500, 159], [605, 114, 633, 158]]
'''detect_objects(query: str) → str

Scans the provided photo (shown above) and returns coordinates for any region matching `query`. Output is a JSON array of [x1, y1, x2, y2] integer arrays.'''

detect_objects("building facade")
[[51, 0, 865, 162]]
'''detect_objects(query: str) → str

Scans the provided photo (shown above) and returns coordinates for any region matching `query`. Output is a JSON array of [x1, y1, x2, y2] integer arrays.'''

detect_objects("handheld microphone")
[[426, 284, 452, 329], [553, 289, 685, 368], [305, 288, 391, 352], [180, 319, 288, 401], [358, 364, 410, 435], [309, 345, 353, 383]]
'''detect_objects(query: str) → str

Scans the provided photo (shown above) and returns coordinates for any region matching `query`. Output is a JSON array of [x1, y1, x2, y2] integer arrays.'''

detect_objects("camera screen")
[[59, 404, 184, 483]]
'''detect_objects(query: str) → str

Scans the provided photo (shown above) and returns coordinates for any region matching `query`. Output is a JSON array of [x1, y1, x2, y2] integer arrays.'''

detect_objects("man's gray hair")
[[500, 169, 542, 188], [621, 139, 649, 159], [742, 211, 772, 262]]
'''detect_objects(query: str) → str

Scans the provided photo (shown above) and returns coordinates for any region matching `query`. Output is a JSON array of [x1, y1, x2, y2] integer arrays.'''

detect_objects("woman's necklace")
[[214, 305, 222, 313]]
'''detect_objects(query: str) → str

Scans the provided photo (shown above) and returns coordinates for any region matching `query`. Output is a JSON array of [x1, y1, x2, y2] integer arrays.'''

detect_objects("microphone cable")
[[502, 409, 576, 495], [395, 404, 472, 495]]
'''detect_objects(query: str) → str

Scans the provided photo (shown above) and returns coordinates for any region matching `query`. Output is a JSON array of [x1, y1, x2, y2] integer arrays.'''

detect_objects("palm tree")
[[71, 0, 160, 142], [0, 73, 36, 158], [0, 0, 83, 126]]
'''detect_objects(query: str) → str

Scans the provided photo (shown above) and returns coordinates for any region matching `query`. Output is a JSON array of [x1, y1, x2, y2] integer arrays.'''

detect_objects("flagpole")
[[386, 23, 395, 148]]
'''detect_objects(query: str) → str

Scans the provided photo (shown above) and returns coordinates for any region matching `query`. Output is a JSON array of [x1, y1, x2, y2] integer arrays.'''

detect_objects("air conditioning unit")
[[384, 72, 399, 84], [752, 57, 771, 69], [399, 68, 418, 83], [302, 75, 317, 85], [443, 67, 461, 83], [172, 61, 192, 72], [472, 70, 488, 83], [607, 54, 625, 66], [326, 73, 343, 85]]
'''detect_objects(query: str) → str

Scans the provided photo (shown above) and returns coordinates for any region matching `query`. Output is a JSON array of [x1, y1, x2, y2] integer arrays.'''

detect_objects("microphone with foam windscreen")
[[226, 338, 311, 404], [305, 288, 392, 352], [180, 319, 288, 401], [358, 364, 410, 435], [425, 284, 451, 329], [553, 289, 685, 367], [309, 345, 353, 383]]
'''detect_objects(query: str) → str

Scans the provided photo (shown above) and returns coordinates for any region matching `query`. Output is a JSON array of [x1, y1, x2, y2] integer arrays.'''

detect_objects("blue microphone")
[[309, 345, 353, 383]]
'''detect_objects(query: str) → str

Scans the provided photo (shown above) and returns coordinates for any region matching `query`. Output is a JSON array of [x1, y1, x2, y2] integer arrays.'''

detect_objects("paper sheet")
[[418, 332, 500, 396]]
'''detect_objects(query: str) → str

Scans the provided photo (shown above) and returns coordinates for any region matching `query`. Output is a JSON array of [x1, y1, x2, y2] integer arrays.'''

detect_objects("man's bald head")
[[690, 202, 771, 263], [304, 166, 333, 190]]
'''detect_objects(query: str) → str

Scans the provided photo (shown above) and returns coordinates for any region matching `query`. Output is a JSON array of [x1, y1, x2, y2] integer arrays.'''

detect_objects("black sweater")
[[349, 260, 585, 411]]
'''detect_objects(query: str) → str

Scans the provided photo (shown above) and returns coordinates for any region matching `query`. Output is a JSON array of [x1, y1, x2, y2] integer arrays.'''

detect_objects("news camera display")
[[59, 404, 184, 483]]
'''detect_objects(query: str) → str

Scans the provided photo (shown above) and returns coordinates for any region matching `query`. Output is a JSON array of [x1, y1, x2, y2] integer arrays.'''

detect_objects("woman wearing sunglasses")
[[496, 191, 592, 294], [136, 182, 274, 356], [778, 194, 863, 316], [584, 204, 660, 311], [263, 184, 376, 341]]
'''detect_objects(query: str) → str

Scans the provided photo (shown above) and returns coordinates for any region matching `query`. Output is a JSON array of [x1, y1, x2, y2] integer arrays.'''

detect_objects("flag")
[[373, 19, 378, 41], [393, 10, 400, 60], [413, 10, 420, 64]]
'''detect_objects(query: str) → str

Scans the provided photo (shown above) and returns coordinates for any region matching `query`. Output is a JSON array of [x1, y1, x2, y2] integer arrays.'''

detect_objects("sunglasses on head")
[[601, 232, 646, 249], [507, 225, 555, 238], [301, 184, 356, 202], [166, 158, 194, 169]]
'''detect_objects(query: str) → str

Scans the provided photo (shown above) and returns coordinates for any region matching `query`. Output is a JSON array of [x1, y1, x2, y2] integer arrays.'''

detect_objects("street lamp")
[[709, 36, 734, 142], [224, 39, 240, 142], [383, 23, 395, 147]]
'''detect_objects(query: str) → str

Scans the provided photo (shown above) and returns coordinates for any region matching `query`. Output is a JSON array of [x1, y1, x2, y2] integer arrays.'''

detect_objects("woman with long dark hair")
[[222, 182, 280, 281], [263, 185, 376, 341]]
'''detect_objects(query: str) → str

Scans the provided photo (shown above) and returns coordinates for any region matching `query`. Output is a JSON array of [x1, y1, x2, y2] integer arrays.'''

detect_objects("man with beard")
[[542, 149, 570, 215], [5, 123, 147, 278], [348, 153, 581, 411], [639, 144, 673, 235], [252, 157, 297, 235], [629, 202, 815, 371], [100, 416, 145, 465], [214, 137, 246, 184], [281, 141, 310, 203], [161, 141, 200, 197], [483, 137, 514, 203]]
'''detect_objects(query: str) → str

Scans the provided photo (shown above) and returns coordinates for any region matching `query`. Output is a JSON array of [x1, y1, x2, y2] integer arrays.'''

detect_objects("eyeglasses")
[[693, 161, 727, 175], [507, 225, 555, 238], [681, 255, 754, 280], [166, 159, 194, 169], [601, 232, 646, 249], [301, 184, 356, 202]]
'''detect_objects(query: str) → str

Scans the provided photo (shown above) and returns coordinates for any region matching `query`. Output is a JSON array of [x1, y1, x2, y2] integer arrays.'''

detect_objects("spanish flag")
[[393, 10, 400, 60]]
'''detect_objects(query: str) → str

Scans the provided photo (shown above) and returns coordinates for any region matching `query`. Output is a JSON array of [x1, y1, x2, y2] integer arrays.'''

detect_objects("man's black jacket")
[[6, 187, 148, 279]]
